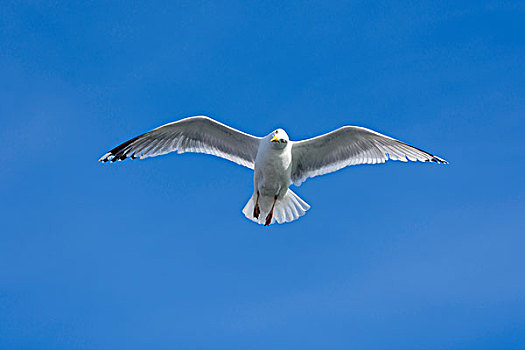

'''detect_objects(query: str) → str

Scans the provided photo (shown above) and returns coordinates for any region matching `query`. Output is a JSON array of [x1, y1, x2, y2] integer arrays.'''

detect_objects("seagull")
[[99, 116, 447, 225]]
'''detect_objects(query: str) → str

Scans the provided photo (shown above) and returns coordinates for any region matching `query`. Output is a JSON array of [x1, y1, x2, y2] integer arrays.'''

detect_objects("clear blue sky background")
[[1, 1, 524, 349]]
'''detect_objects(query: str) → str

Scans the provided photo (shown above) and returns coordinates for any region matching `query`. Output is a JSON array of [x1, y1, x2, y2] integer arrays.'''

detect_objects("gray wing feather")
[[291, 126, 447, 185], [99, 116, 261, 169]]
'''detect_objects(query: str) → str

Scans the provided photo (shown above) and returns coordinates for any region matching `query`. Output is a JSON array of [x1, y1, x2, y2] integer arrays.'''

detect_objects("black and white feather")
[[291, 126, 447, 186], [98, 116, 261, 169]]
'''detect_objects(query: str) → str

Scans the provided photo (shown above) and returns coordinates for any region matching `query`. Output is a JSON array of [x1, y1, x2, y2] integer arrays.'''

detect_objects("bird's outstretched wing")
[[291, 126, 447, 185], [99, 116, 261, 169]]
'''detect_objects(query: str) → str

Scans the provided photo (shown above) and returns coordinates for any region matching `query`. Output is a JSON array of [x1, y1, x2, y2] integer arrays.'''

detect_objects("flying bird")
[[99, 116, 447, 225]]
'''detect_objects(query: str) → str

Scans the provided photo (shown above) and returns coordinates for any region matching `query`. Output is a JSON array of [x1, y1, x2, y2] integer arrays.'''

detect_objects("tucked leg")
[[253, 191, 260, 219], [264, 195, 278, 226]]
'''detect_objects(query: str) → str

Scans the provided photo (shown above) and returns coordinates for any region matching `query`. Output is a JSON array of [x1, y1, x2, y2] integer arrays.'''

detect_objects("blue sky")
[[1, 1, 524, 349]]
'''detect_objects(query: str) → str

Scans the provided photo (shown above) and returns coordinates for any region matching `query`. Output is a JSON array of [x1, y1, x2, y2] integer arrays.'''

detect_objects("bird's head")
[[268, 128, 289, 148]]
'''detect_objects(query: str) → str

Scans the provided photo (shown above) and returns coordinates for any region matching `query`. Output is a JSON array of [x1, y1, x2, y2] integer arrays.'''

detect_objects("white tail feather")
[[242, 189, 310, 225]]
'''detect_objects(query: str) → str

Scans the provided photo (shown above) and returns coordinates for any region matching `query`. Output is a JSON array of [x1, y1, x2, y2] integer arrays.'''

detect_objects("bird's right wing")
[[291, 126, 447, 185], [99, 116, 261, 169]]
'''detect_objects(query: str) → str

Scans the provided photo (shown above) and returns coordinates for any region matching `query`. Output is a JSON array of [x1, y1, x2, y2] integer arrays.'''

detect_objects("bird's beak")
[[270, 135, 279, 143]]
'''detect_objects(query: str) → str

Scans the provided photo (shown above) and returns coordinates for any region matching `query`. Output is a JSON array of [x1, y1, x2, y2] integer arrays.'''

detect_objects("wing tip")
[[428, 155, 448, 164], [98, 152, 129, 163], [98, 152, 112, 163]]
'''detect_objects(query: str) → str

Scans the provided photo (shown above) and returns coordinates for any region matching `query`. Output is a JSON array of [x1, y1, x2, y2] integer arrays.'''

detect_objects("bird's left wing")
[[99, 116, 261, 169], [291, 126, 447, 185]]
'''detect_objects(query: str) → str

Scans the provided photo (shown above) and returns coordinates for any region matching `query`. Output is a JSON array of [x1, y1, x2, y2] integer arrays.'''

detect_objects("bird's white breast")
[[254, 143, 293, 198]]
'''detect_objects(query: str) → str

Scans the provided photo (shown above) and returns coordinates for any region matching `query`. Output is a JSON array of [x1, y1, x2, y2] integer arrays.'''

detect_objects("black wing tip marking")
[[393, 140, 448, 164], [98, 151, 129, 163], [99, 151, 135, 163], [98, 153, 126, 163], [428, 155, 448, 164], [99, 134, 144, 163]]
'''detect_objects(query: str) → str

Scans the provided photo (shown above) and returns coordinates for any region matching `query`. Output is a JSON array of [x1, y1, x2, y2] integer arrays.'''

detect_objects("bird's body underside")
[[100, 116, 447, 226], [245, 135, 310, 225]]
